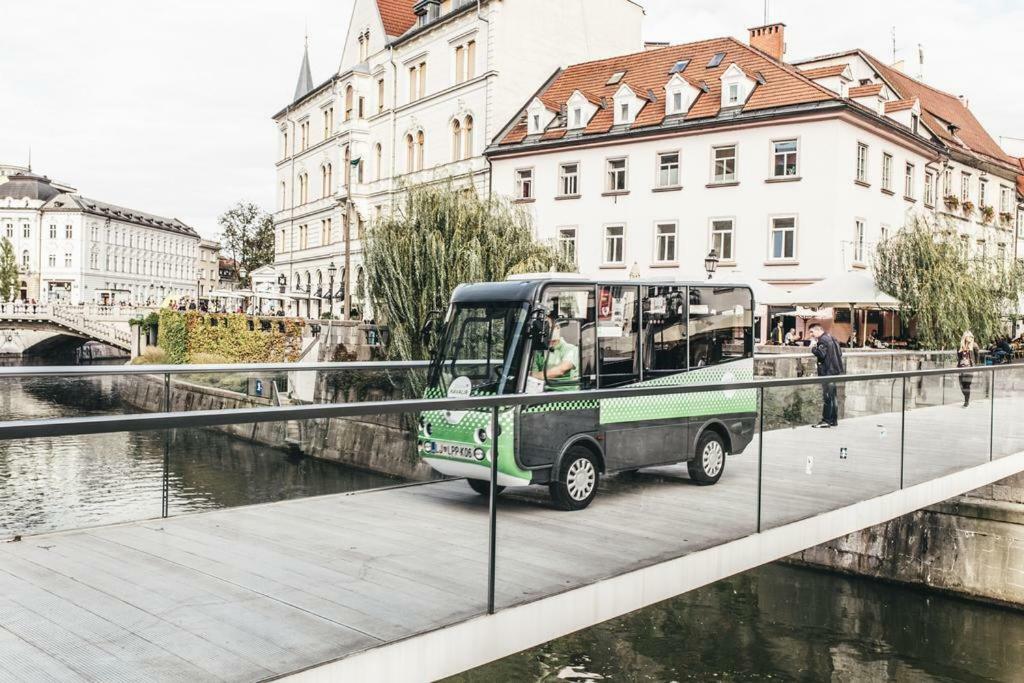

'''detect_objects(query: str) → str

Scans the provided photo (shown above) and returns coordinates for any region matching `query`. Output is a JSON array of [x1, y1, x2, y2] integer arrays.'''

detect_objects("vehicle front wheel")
[[687, 430, 726, 485], [549, 447, 600, 511], [467, 478, 505, 497]]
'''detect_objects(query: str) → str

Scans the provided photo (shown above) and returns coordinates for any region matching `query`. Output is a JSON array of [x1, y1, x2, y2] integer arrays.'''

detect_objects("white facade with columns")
[[271, 0, 644, 319]]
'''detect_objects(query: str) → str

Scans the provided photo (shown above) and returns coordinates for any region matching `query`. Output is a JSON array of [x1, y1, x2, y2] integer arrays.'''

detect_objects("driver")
[[529, 316, 579, 391]]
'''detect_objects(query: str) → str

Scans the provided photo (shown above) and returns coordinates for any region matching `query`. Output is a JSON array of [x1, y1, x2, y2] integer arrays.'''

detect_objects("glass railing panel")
[[759, 376, 903, 530], [991, 366, 1024, 461]]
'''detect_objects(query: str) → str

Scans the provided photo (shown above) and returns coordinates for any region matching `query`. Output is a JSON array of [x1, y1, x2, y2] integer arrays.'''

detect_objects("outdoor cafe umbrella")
[[781, 271, 900, 346]]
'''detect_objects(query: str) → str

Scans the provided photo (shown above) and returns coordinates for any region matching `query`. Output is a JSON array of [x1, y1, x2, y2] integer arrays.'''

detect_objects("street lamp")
[[704, 249, 720, 280], [326, 261, 337, 318]]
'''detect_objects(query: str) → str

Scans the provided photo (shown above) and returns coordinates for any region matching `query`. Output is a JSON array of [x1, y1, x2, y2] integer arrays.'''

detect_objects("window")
[[418, 61, 427, 98], [299, 224, 308, 250], [323, 107, 334, 137], [654, 222, 677, 263], [712, 145, 737, 183], [943, 168, 953, 197], [559, 162, 579, 196], [451, 119, 462, 161], [856, 143, 869, 183], [345, 86, 354, 121], [924, 171, 935, 207], [726, 82, 740, 104], [598, 285, 639, 386], [710, 218, 734, 261], [853, 219, 865, 263], [961, 172, 971, 204], [769, 216, 796, 260], [300, 120, 309, 150], [65, 225, 73, 239], [911, 112, 920, 134], [620, 102, 629, 121], [463, 115, 473, 159], [880, 224, 890, 242], [321, 218, 332, 245], [322, 164, 333, 197], [904, 162, 915, 199], [281, 129, 288, 158], [657, 151, 680, 188], [643, 286, 687, 374], [572, 107, 582, 127], [466, 40, 476, 79], [1001, 186, 1013, 214], [515, 168, 534, 200], [408, 66, 418, 101], [406, 134, 415, 172], [49, 224, 57, 239], [606, 158, 628, 192], [64, 253, 72, 268], [558, 227, 577, 265], [358, 97, 365, 119], [298, 173, 309, 203], [455, 45, 465, 83], [22, 250, 29, 267], [881, 153, 893, 191], [979, 179, 988, 208], [4, 223, 11, 239], [672, 91, 683, 113], [604, 225, 625, 264], [688, 286, 752, 368], [377, 78, 385, 113], [772, 139, 798, 177], [374, 143, 383, 181], [47, 253, 56, 267], [416, 130, 425, 170]]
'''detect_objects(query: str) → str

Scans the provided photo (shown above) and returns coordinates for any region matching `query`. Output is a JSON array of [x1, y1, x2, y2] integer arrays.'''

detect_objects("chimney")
[[748, 23, 786, 61]]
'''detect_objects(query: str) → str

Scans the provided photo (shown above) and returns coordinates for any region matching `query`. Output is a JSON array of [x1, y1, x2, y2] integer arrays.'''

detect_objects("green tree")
[[873, 215, 1024, 348], [217, 201, 275, 286], [0, 238, 18, 302], [363, 183, 573, 361]]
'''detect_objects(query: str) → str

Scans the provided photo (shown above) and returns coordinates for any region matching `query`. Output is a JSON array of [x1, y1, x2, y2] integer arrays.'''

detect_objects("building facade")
[[271, 0, 644, 318], [196, 239, 222, 297], [0, 172, 200, 304], [486, 25, 1021, 305]]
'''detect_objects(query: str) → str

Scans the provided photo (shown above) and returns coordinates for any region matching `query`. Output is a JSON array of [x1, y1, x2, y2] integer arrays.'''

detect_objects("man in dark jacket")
[[809, 323, 844, 428]]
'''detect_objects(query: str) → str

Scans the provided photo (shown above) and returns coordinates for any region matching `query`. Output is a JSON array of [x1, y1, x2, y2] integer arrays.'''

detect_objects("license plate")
[[431, 441, 477, 460]]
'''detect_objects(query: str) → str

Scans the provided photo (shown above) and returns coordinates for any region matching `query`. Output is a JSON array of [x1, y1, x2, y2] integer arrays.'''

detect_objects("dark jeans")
[[821, 381, 838, 425]]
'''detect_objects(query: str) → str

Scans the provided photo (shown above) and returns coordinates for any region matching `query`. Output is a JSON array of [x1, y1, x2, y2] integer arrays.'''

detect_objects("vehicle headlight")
[[473, 448, 485, 461], [474, 428, 488, 444]]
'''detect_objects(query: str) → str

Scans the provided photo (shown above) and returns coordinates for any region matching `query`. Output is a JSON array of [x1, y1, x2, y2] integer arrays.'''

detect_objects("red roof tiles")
[[884, 98, 916, 113], [1017, 158, 1024, 197], [800, 63, 850, 80], [861, 51, 1014, 166], [848, 83, 883, 98], [498, 37, 835, 146], [377, 0, 416, 37]]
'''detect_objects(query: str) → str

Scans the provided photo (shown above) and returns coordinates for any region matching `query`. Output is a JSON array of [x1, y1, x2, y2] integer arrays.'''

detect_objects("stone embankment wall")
[[765, 349, 1024, 607]]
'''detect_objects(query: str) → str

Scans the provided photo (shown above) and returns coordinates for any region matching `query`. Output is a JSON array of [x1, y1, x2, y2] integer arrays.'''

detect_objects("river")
[[4, 359, 1023, 681], [0, 358, 398, 537]]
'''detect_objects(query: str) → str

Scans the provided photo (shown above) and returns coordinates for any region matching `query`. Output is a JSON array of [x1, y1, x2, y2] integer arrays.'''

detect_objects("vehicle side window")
[[598, 285, 639, 387], [688, 286, 753, 368], [643, 285, 687, 376], [532, 287, 595, 391]]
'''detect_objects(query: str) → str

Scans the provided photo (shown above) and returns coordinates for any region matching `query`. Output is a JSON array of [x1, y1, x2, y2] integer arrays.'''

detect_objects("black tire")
[[467, 478, 505, 496], [687, 430, 726, 485], [549, 447, 600, 511]]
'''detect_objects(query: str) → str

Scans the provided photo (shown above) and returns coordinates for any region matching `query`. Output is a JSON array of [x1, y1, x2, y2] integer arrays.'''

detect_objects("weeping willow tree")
[[874, 215, 1024, 349], [363, 183, 573, 361]]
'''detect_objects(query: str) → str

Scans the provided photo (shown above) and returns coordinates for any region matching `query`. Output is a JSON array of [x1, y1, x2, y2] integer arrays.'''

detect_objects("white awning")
[[767, 272, 900, 309]]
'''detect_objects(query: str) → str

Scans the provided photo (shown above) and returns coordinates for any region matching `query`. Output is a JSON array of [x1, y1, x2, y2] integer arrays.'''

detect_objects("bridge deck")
[[1, 392, 1023, 682]]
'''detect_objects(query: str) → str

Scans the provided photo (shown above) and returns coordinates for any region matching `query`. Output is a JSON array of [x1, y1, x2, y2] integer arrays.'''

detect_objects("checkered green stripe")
[[523, 399, 599, 414]]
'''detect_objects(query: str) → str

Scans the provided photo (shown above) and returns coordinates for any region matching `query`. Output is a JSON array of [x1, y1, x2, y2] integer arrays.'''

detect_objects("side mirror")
[[527, 311, 552, 347]]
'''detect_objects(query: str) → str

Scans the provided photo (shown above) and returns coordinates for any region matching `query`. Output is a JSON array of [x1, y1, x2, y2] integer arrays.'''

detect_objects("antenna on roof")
[[917, 43, 924, 80]]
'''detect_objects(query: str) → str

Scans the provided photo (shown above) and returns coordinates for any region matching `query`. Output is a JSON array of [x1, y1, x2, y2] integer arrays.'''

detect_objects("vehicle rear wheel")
[[549, 447, 600, 511], [467, 478, 505, 496], [687, 430, 726, 485]]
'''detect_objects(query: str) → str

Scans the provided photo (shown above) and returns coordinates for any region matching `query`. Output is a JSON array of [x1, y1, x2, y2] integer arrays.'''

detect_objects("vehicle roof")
[[450, 279, 756, 304]]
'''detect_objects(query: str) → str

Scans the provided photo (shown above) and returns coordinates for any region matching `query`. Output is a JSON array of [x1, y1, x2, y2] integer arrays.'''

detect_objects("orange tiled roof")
[[1017, 158, 1024, 197], [861, 51, 1015, 166], [848, 83, 883, 98], [377, 0, 416, 37], [884, 98, 916, 113], [800, 63, 850, 80], [498, 37, 835, 146]]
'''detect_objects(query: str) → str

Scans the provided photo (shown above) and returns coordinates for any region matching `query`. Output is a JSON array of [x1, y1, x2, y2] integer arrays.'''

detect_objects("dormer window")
[[573, 108, 582, 127], [911, 112, 920, 134], [620, 102, 629, 120], [672, 92, 683, 112], [665, 74, 698, 116], [526, 97, 555, 135], [727, 83, 740, 104], [612, 83, 640, 126], [532, 114, 540, 131], [719, 64, 754, 108]]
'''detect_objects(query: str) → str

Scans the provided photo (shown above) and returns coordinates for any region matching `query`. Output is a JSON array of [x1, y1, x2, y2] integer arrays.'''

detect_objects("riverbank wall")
[[764, 349, 1024, 608]]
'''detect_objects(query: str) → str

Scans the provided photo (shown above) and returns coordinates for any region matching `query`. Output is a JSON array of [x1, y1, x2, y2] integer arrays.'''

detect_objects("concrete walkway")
[[1, 392, 1023, 682]]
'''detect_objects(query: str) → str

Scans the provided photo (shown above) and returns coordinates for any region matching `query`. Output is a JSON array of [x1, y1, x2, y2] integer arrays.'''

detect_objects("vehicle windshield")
[[430, 302, 528, 395]]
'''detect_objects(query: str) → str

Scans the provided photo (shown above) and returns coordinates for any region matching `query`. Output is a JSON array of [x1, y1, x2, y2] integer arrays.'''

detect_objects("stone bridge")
[[0, 303, 145, 355]]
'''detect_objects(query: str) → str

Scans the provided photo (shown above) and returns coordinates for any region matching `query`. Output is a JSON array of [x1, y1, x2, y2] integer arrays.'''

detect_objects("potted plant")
[[980, 205, 995, 223], [1000, 211, 1014, 227], [961, 200, 975, 216], [943, 194, 960, 211]]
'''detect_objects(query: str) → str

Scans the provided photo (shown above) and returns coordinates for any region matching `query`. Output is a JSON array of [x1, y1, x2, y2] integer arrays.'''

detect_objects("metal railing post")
[[899, 376, 906, 489], [756, 386, 764, 533], [487, 404, 499, 615], [162, 372, 171, 518], [990, 367, 996, 462]]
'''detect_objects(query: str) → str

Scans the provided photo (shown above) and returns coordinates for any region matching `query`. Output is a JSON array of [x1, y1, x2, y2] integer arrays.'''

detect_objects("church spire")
[[293, 35, 314, 102]]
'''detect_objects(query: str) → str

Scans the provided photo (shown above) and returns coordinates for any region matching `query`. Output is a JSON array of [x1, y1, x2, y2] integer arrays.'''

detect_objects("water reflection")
[[0, 360, 399, 537], [448, 563, 1024, 682]]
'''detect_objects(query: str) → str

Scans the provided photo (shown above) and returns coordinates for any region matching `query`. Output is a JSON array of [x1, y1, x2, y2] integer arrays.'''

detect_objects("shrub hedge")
[[156, 310, 305, 364]]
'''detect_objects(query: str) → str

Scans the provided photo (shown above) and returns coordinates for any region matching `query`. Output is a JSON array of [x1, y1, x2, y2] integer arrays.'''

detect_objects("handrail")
[[0, 362, 1008, 441], [0, 360, 432, 378]]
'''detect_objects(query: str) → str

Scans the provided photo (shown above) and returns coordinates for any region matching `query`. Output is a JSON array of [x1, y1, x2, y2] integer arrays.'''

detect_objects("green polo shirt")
[[532, 339, 580, 391]]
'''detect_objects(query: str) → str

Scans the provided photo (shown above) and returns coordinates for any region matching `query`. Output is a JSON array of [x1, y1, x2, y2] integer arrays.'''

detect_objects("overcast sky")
[[1, 0, 1021, 239]]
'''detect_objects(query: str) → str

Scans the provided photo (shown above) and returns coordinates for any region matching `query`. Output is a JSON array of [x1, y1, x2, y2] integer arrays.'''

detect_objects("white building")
[[271, 0, 644, 319], [486, 24, 1022, 338], [0, 172, 200, 304], [197, 239, 221, 298]]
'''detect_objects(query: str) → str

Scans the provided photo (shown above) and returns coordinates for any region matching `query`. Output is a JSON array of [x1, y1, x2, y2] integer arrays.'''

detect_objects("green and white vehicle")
[[418, 277, 757, 510]]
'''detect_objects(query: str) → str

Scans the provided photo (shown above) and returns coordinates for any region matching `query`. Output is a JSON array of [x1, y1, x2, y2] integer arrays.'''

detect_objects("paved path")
[[1, 392, 1023, 681]]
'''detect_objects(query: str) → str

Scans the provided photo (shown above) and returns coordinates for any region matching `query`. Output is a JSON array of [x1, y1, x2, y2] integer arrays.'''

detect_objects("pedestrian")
[[809, 322, 844, 428], [958, 331, 979, 407], [772, 319, 784, 345]]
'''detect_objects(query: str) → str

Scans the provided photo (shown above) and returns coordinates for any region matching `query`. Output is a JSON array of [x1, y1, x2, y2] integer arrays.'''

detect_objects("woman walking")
[[957, 331, 979, 407]]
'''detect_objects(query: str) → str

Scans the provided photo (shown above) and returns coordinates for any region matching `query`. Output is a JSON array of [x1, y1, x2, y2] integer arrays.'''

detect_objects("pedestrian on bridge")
[[957, 331, 979, 407], [809, 323, 844, 428]]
